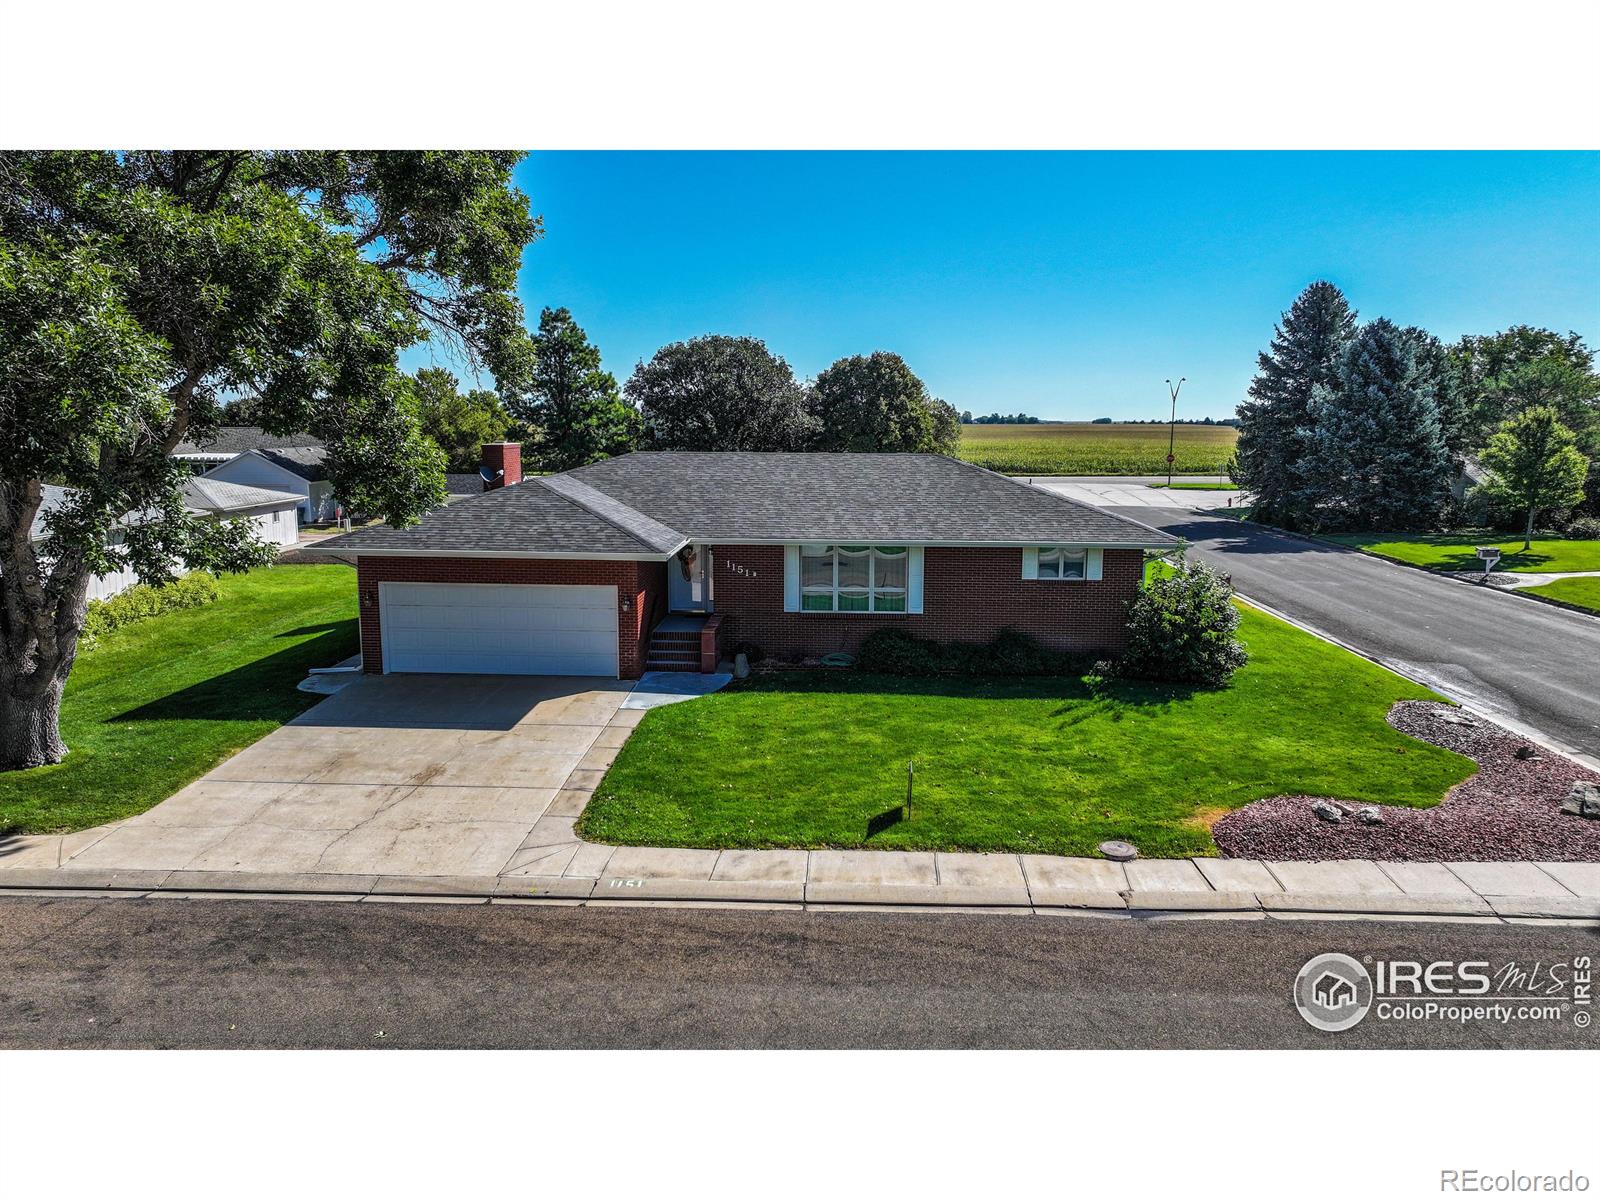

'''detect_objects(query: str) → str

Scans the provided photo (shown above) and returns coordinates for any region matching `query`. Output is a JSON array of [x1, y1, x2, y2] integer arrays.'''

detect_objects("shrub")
[[1563, 514, 1600, 539], [1115, 561, 1247, 687], [856, 627, 1085, 677], [80, 571, 220, 650]]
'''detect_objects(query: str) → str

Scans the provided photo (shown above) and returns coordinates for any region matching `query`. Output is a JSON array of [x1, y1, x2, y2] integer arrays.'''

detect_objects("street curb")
[[4, 871, 1595, 925]]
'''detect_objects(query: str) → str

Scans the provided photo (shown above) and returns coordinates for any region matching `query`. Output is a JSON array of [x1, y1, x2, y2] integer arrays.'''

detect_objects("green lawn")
[[1323, 532, 1600, 574], [958, 423, 1238, 475], [579, 604, 1473, 858], [0, 564, 357, 835], [1517, 576, 1600, 615]]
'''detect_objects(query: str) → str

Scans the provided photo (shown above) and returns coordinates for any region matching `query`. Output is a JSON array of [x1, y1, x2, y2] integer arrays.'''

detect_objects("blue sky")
[[405, 152, 1600, 421]]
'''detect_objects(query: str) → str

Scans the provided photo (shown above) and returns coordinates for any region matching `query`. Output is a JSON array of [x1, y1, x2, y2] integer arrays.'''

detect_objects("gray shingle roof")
[[255, 447, 328, 481], [181, 477, 303, 514], [312, 452, 1176, 557], [539, 474, 685, 554], [444, 473, 483, 496], [173, 426, 325, 456], [569, 453, 1178, 546], [309, 475, 666, 556]]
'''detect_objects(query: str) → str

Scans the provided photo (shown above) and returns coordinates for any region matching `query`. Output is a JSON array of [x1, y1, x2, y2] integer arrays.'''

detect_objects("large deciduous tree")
[[627, 335, 815, 451], [1452, 326, 1599, 443], [520, 306, 638, 471], [0, 151, 539, 770], [807, 351, 960, 454], [1300, 318, 1454, 531], [404, 367, 511, 473], [1233, 281, 1356, 527], [1478, 406, 1589, 549]]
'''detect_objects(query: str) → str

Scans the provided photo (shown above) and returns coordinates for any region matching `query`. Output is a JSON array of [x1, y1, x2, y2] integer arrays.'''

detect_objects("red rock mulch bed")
[[1212, 701, 1600, 862]]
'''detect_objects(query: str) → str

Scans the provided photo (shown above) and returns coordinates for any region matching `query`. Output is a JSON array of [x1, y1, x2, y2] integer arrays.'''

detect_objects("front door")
[[669, 545, 710, 612]]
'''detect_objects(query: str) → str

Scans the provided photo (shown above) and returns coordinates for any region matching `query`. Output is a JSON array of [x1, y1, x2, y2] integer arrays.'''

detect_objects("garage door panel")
[[381, 582, 620, 677]]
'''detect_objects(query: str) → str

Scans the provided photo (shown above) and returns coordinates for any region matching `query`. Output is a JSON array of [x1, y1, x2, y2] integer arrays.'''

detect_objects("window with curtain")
[[1037, 547, 1087, 580], [799, 545, 909, 612]]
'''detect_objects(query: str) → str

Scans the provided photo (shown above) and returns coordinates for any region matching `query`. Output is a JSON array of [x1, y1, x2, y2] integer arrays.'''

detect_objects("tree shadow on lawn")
[[273, 621, 352, 638], [109, 621, 358, 725], [1419, 546, 1556, 572]]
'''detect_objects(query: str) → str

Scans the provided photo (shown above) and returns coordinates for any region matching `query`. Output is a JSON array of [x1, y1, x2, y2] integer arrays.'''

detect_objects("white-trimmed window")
[[799, 544, 910, 612], [1023, 546, 1103, 580], [1037, 547, 1086, 579]]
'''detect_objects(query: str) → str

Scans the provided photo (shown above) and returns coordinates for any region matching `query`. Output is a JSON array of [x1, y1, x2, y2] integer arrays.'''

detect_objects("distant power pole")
[[1164, 377, 1185, 488]]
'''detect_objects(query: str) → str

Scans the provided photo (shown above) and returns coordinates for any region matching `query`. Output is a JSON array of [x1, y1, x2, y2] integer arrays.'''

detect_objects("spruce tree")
[[521, 307, 639, 471], [1234, 281, 1356, 526], [1301, 318, 1454, 531]]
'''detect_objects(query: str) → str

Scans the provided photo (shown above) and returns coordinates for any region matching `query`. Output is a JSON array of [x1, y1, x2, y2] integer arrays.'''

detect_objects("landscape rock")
[[733, 652, 750, 680], [1214, 700, 1600, 861], [1355, 806, 1385, 825], [1311, 801, 1344, 824], [1514, 745, 1538, 761], [1561, 781, 1600, 819]]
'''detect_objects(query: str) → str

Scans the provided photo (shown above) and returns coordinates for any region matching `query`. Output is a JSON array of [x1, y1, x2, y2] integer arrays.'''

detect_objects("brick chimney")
[[481, 442, 522, 491]]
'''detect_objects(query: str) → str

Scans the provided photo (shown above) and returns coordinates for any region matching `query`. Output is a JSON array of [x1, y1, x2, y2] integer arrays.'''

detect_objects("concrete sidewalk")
[[3, 844, 1596, 921]]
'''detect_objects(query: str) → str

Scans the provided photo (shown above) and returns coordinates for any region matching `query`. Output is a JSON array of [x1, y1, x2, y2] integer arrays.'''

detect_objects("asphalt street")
[[0, 896, 1594, 1048], [1108, 505, 1600, 758]]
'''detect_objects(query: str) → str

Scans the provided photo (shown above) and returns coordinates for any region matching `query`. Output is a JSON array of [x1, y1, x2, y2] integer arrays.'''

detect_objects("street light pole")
[[1164, 377, 1185, 489]]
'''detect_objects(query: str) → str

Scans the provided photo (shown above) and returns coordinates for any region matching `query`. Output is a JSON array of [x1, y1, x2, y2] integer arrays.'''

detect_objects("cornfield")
[[958, 422, 1238, 475]]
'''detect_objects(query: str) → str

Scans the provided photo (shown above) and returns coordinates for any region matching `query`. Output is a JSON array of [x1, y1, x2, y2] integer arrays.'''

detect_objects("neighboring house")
[[25, 478, 301, 602], [29, 485, 142, 601], [202, 447, 338, 523], [171, 426, 325, 474], [445, 473, 485, 501], [315, 444, 1178, 679], [181, 477, 302, 548]]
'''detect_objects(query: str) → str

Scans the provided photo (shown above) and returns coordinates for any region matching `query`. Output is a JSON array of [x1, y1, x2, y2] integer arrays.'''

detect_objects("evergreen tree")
[[1234, 281, 1356, 526], [521, 307, 638, 471], [1478, 406, 1589, 549], [1403, 326, 1471, 465], [402, 368, 511, 473], [1301, 318, 1454, 530]]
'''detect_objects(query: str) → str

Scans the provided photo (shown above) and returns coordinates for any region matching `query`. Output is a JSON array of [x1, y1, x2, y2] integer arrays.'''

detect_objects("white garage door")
[[380, 582, 619, 676]]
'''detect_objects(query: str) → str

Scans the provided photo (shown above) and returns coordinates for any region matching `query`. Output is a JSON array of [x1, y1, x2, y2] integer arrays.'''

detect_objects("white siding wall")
[[239, 504, 300, 547]]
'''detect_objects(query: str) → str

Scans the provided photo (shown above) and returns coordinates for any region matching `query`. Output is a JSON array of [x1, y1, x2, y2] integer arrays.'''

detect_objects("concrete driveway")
[[57, 675, 638, 879]]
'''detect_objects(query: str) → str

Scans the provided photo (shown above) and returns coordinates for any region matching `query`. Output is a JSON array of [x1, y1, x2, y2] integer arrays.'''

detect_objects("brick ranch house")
[[314, 445, 1179, 678]]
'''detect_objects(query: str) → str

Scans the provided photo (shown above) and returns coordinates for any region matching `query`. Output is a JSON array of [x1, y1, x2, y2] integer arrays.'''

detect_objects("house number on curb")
[[725, 561, 757, 578], [607, 878, 645, 889]]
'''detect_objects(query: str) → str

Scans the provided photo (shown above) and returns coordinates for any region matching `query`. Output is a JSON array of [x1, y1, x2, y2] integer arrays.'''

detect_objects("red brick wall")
[[708, 545, 1143, 659], [356, 556, 667, 678]]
